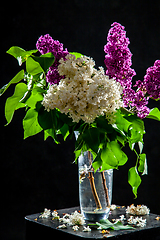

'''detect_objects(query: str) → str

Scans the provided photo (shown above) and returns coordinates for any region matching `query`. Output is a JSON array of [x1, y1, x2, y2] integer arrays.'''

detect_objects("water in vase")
[[79, 165, 113, 222]]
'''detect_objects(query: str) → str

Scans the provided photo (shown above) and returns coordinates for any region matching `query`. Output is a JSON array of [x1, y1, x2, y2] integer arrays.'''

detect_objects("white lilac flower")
[[52, 210, 59, 219], [83, 226, 91, 232], [70, 211, 85, 226], [136, 218, 147, 227], [97, 226, 102, 230], [126, 204, 150, 216], [127, 216, 147, 228], [110, 204, 117, 211], [57, 224, 67, 229], [59, 213, 72, 225], [112, 214, 126, 224], [127, 216, 134, 225], [59, 211, 85, 226], [42, 54, 123, 124], [39, 208, 51, 218], [72, 225, 79, 231]]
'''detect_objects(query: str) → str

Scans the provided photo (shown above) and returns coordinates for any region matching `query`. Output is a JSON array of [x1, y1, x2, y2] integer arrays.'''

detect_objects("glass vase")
[[78, 151, 113, 222]]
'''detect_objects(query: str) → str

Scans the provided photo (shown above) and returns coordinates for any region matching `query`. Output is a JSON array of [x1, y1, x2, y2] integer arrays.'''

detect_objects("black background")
[[1, 1, 160, 239]]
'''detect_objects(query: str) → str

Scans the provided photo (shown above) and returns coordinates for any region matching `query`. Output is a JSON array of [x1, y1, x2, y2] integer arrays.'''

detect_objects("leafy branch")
[[1, 46, 55, 137], [1, 46, 160, 198]]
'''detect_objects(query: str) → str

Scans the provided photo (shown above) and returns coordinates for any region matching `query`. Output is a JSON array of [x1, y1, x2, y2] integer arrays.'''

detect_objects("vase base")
[[82, 208, 110, 222]]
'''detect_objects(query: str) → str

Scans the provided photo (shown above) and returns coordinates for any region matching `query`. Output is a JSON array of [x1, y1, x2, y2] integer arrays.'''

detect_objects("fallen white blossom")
[[83, 226, 91, 232], [57, 224, 67, 229], [126, 204, 150, 216], [59, 214, 72, 226], [72, 225, 79, 231], [59, 211, 85, 226], [110, 204, 117, 211], [97, 226, 102, 230], [112, 214, 126, 224], [39, 208, 51, 218], [70, 211, 85, 226], [119, 215, 126, 221], [127, 216, 147, 227], [52, 210, 59, 219]]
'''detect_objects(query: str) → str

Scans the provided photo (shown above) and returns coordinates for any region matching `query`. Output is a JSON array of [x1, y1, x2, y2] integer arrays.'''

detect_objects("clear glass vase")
[[78, 151, 113, 222]]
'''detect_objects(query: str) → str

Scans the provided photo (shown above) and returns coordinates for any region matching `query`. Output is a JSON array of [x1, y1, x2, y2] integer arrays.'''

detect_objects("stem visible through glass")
[[87, 151, 110, 209], [87, 151, 102, 209], [101, 171, 110, 207]]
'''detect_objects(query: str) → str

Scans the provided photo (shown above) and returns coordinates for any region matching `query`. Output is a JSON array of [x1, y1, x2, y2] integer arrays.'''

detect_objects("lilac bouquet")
[[1, 22, 160, 198]]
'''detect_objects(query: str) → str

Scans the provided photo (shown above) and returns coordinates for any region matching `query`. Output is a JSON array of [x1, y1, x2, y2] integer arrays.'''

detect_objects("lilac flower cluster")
[[36, 34, 68, 85], [104, 22, 150, 118], [135, 60, 160, 100], [104, 22, 136, 89]]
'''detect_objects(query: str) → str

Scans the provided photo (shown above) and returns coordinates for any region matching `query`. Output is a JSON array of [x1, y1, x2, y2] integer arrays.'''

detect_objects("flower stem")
[[101, 171, 110, 207], [87, 151, 102, 210]]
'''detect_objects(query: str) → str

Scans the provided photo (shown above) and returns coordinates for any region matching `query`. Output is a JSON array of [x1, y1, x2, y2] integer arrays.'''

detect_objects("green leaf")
[[128, 166, 141, 198], [23, 109, 43, 139], [25, 89, 43, 108], [99, 219, 114, 230], [101, 162, 114, 171], [44, 128, 60, 144], [101, 141, 128, 169], [138, 153, 148, 175], [58, 111, 75, 127], [32, 52, 55, 72], [120, 107, 133, 115], [96, 116, 113, 133], [26, 57, 44, 75], [37, 103, 57, 130], [74, 149, 82, 163], [82, 128, 100, 153], [89, 219, 135, 231], [91, 149, 114, 172], [146, 107, 160, 121], [59, 124, 70, 140], [92, 152, 103, 171], [5, 83, 27, 125], [36, 103, 61, 143], [113, 221, 135, 230], [126, 115, 145, 145], [115, 111, 131, 133], [20, 90, 32, 103], [0, 70, 24, 96], [101, 142, 118, 168], [7, 46, 25, 59], [116, 135, 126, 146], [69, 52, 84, 59], [7, 46, 38, 64]]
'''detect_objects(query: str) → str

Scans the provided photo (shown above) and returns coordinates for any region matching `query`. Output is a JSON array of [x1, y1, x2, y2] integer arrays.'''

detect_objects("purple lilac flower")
[[104, 22, 150, 118], [135, 60, 160, 100], [134, 91, 150, 118], [36, 34, 68, 85], [104, 22, 136, 89]]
